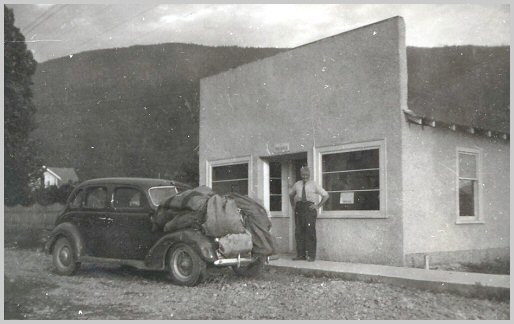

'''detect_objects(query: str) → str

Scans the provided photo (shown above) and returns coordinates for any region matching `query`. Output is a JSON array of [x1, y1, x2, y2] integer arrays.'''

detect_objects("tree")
[[173, 151, 199, 187], [4, 6, 42, 206]]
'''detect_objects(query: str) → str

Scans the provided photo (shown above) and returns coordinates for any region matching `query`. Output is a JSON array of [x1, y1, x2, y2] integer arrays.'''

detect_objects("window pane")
[[270, 195, 281, 211], [212, 180, 248, 195], [322, 149, 379, 172], [270, 178, 282, 194], [85, 187, 107, 209], [321, 148, 380, 211], [70, 190, 84, 208], [148, 187, 178, 206], [459, 179, 477, 216], [323, 170, 379, 191], [213, 164, 248, 181], [114, 187, 145, 208], [459, 153, 477, 178], [324, 191, 379, 211], [269, 162, 281, 178], [268, 162, 282, 211]]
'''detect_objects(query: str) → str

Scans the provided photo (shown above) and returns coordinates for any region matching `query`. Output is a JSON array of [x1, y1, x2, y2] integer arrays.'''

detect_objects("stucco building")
[[198, 17, 509, 266]]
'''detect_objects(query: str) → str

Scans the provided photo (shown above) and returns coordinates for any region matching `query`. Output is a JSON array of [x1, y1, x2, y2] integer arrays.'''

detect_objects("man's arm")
[[317, 193, 329, 209], [313, 183, 329, 209], [288, 184, 296, 208]]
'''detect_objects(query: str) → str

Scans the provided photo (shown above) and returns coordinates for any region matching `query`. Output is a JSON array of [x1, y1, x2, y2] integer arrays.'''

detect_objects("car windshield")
[[148, 186, 178, 206]]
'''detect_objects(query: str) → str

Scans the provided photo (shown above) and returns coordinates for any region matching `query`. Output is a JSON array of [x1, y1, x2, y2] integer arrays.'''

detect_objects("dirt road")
[[4, 247, 509, 320]]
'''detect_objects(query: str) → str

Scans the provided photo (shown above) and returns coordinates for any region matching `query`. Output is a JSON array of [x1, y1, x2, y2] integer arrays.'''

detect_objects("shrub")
[[32, 183, 76, 206]]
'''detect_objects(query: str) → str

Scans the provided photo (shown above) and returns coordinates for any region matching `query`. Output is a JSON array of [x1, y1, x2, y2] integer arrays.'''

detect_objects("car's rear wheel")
[[167, 243, 206, 286], [52, 237, 80, 275], [232, 256, 264, 277]]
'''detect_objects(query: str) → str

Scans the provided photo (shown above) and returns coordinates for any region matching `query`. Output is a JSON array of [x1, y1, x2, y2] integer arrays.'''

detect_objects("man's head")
[[300, 166, 310, 182]]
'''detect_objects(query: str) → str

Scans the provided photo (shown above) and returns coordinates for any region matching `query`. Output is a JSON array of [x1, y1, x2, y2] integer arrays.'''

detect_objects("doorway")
[[263, 153, 307, 253]]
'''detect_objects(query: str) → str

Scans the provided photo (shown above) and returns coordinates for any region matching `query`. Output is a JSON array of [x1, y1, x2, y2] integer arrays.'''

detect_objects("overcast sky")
[[8, 3, 511, 62]]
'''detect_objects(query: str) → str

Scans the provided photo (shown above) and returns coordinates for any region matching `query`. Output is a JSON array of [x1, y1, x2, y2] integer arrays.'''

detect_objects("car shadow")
[[67, 262, 264, 286]]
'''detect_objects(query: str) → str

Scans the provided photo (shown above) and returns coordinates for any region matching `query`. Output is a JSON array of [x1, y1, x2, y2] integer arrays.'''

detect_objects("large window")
[[317, 140, 385, 217], [212, 163, 249, 195], [269, 162, 282, 211], [322, 149, 380, 211], [458, 149, 480, 219]]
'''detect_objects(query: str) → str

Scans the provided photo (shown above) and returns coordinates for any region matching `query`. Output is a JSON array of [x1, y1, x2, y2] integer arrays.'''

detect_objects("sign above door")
[[273, 142, 290, 153]]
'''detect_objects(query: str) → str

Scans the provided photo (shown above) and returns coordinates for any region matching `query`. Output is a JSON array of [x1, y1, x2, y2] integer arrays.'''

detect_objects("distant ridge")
[[407, 45, 509, 134], [31, 43, 287, 182], [30, 43, 509, 182]]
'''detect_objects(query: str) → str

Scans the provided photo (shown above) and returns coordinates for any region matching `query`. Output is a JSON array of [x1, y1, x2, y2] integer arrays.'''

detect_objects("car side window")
[[70, 189, 84, 209], [113, 187, 146, 209], [84, 187, 108, 209]]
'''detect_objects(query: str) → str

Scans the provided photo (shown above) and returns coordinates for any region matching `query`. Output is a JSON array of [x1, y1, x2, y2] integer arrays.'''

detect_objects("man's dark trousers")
[[294, 201, 317, 259]]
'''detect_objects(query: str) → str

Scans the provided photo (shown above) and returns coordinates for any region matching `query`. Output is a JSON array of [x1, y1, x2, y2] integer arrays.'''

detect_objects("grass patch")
[[4, 226, 50, 250]]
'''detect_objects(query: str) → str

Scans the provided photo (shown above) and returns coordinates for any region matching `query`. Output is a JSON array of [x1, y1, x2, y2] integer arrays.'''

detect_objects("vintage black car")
[[45, 178, 264, 286]]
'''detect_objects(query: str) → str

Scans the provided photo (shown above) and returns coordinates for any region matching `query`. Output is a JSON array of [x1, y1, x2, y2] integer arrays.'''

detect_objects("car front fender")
[[45, 222, 85, 259], [145, 229, 217, 270]]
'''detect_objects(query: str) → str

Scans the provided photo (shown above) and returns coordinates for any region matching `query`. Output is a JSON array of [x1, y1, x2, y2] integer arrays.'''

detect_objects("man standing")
[[289, 166, 329, 261]]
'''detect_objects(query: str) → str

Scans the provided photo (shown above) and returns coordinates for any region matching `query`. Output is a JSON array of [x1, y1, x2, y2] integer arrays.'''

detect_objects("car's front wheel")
[[52, 237, 80, 275], [167, 243, 206, 286]]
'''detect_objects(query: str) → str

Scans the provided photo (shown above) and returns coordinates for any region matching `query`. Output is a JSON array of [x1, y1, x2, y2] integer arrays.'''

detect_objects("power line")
[[36, 5, 111, 50], [25, 5, 69, 34], [21, 5, 59, 31]]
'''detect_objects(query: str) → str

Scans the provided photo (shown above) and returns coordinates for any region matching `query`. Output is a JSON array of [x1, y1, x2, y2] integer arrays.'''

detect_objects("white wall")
[[43, 171, 60, 187], [199, 17, 408, 265], [402, 123, 509, 260]]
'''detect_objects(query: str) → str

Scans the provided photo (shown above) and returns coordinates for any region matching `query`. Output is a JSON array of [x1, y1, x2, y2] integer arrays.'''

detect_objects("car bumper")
[[213, 256, 255, 266]]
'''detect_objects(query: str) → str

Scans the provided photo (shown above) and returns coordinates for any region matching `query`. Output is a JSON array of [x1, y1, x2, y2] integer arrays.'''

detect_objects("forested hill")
[[31, 43, 287, 183], [31, 43, 509, 184], [407, 45, 509, 134]]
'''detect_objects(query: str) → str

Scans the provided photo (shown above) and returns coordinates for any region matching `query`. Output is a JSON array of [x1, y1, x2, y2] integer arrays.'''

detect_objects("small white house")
[[42, 166, 79, 188]]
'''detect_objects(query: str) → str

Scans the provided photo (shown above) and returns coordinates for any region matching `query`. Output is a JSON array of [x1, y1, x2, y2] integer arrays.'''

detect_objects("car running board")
[[79, 256, 161, 271]]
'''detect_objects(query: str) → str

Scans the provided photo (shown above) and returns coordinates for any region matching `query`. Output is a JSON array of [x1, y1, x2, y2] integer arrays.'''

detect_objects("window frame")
[[206, 156, 252, 196], [316, 140, 386, 219], [147, 186, 178, 207], [456, 147, 484, 224], [268, 161, 282, 213]]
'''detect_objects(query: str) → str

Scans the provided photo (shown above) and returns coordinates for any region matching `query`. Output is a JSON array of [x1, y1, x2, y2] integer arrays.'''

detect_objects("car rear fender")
[[145, 229, 217, 270], [45, 222, 85, 259]]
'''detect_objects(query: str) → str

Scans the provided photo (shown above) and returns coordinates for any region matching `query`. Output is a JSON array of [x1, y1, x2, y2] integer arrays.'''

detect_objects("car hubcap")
[[174, 249, 193, 278], [59, 246, 71, 266]]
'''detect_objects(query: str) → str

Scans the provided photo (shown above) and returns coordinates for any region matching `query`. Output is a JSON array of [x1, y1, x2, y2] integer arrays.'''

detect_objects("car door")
[[61, 188, 98, 254], [81, 185, 112, 257], [106, 185, 162, 260]]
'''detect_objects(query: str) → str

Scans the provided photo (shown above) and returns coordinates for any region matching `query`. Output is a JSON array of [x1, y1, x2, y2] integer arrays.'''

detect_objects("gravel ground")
[[4, 247, 510, 320]]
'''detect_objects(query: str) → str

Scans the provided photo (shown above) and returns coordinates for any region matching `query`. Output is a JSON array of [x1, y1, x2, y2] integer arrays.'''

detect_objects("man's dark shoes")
[[306, 257, 315, 262], [292, 256, 306, 261]]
